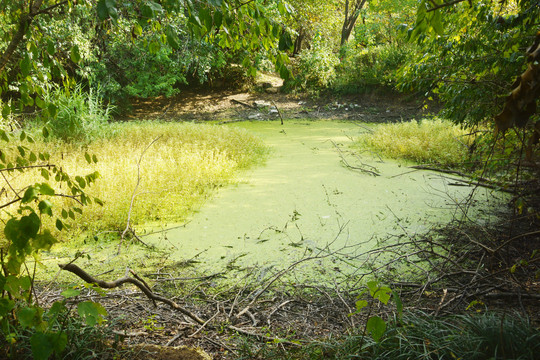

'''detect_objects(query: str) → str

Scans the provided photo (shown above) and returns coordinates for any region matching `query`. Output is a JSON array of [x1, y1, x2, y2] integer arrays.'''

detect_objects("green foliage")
[[362, 312, 540, 360], [35, 84, 112, 143], [288, 34, 339, 90], [398, 1, 540, 125], [350, 281, 402, 343], [0, 128, 105, 359], [356, 118, 473, 165], [258, 312, 540, 360], [334, 43, 412, 93]]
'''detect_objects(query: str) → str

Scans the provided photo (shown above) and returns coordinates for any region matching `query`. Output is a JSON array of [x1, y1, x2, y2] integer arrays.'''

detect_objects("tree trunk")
[[293, 27, 306, 56], [340, 0, 368, 46], [0, 0, 44, 75]]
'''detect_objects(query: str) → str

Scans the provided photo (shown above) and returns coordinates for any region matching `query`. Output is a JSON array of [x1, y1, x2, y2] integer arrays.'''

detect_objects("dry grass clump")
[[5, 121, 267, 233], [356, 118, 472, 164]]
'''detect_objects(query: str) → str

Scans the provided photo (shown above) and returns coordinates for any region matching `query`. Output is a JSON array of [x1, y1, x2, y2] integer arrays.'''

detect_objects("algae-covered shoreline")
[[140, 120, 504, 278]]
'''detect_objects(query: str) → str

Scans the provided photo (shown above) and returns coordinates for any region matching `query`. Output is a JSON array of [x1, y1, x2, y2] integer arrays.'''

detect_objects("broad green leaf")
[[17, 306, 40, 329], [0, 298, 15, 317], [47, 40, 55, 55], [77, 301, 107, 326], [41, 168, 50, 180], [166, 26, 180, 50], [37, 183, 55, 196], [367, 281, 392, 304], [42, 126, 50, 138], [56, 219, 64, 231], [75, 176, 86, 188], [47, 103, 57, 118], [199, 7, 212, 30], [278, 31, 293, 51], [70, 45, 81, 63], [214, 10, 223, 29], [31, 332, 67, 360], [32, 230, 57, 251], [133, 23, 142, 37], [19, 213, 41, 239], [0, 129, 9, 142], [48, 301, 67, 317], [61, 288, 81, 298], [22, 186, 39, 203], [38, 200, 53, 216], [366, 316, 386, 342]]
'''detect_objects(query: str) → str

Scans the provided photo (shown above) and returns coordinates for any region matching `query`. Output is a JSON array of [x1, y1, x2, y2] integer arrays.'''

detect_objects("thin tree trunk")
[[340, 0, 368, 46]]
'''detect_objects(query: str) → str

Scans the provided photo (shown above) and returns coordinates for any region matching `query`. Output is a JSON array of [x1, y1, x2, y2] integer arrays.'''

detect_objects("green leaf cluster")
[[350, 281, 402, 343], [0, 128, 104, 358]]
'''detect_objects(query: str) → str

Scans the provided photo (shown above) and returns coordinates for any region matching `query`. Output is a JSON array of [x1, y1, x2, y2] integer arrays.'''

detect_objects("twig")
[[119, 136, 162, 254], [271, 100, 284, 125], [330, 140, 380, 176]]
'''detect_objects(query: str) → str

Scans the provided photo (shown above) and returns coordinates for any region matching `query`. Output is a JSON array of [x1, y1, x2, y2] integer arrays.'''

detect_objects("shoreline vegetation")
[[18, 117, 536, 359]]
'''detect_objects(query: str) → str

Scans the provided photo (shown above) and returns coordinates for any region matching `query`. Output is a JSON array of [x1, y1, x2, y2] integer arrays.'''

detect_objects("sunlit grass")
[[356, 118, 473, 165], [5, 121, 268, 235]]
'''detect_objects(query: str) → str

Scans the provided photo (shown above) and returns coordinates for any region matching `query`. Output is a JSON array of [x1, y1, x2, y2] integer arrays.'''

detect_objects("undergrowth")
[[238, 312, 540, 360], [4, 121, 268, 234], [356, 118, 473, 165]]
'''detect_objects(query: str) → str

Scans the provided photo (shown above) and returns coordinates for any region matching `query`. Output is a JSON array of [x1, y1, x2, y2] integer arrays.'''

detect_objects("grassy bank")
[[5, 121, 268, 235], [355, 118, 473, 165]]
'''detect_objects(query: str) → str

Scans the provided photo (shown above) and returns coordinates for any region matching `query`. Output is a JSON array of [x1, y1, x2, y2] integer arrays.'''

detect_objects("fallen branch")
[[59, 263, 303, 346], [331, 140, 380, 176], [58, 263, 205, 325], [230, 99, 256, 109], [409, 165, 516, 193]]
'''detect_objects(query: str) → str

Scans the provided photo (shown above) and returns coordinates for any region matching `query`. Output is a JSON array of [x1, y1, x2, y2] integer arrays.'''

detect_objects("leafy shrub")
[[0, 128, 106, 360], [39, 84, 112, 143], [334, 42, 412, 93], [289, 34, 340, 90]]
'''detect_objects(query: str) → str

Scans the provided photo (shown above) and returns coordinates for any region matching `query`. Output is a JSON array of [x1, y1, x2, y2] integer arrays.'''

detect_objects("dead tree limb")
[[331, 140, 380, 176], [59, 263, 205, 325], [119, 136, 162, 253], [230, 99, 256, 109]]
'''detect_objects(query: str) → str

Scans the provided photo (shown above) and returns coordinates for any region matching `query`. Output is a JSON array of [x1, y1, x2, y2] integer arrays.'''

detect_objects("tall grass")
[[243, 312, 540, 360], [356, 118, 473, 165], [40, 84, 113, 143], [4, 121, 267, 233]]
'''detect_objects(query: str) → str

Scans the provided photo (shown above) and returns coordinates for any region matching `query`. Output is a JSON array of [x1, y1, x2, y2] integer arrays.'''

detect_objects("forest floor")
[[123, 73, 431, 124], [45, 78, 538, 360]]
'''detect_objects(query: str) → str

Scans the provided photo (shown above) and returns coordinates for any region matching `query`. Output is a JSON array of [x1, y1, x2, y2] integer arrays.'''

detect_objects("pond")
[[143, 120, 501, 278]]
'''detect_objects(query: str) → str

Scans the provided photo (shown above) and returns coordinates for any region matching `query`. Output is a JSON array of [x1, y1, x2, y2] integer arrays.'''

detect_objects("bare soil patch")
[[122, 76, 430, 123]]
